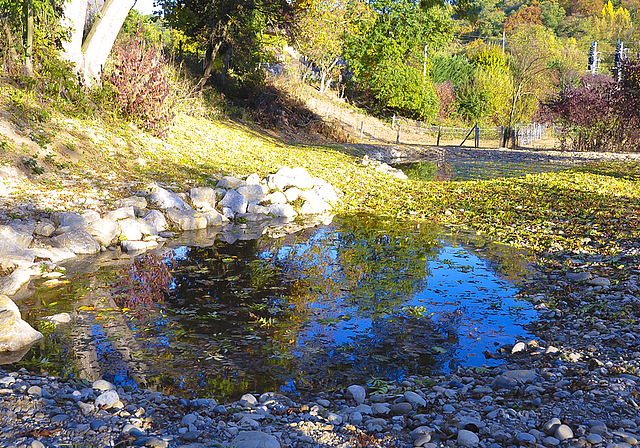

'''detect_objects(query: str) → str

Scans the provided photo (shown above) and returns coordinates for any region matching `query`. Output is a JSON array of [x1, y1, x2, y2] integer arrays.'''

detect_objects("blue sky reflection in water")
[[258, 218, 536, 384], [13, 214, 537, 400]]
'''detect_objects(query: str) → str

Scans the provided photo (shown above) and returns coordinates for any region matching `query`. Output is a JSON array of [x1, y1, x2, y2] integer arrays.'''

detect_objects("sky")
[[132, 0, 159, 16]]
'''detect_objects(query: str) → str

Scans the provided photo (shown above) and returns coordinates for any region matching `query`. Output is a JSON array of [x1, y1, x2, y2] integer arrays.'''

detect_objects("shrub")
[[431, 54, 475, 87], [540, 67, 640, 152], [434, 81, 456, 120], [103, 26, 175, 136]]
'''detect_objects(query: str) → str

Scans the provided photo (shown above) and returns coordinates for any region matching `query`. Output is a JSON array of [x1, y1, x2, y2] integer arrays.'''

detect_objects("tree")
[[0, 0, 64, 76], [294, 0, 369, 93], [158, 0, 293, 90], [540, 1, 566, 31], [344, 0, 452, 119], [504, 5, 543, 32], [503, 24, 559, 146], [61, 0, 136, 86]]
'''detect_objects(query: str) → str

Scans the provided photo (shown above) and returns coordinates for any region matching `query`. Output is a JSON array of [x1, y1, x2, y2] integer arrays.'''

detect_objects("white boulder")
[[0, 294, 43, 363]]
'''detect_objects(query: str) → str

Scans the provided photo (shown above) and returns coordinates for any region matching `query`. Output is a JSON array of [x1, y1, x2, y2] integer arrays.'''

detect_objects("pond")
[[395, 160, 569, 182], [11, 214, 537, 400]]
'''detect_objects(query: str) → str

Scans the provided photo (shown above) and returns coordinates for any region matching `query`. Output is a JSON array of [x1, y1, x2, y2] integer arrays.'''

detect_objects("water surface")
[[12, 214, 537, 399]]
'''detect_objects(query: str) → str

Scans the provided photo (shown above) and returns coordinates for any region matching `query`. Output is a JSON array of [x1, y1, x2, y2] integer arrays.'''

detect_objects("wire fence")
[[321, 110, 549, 148]]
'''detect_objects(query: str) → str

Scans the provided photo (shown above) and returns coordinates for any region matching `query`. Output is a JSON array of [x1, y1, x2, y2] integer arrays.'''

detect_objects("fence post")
[[392, 114, 396, 130], [437, 126, 441, 146], [474, 123, 479, 148], [360, 119, 365, 139], [396, 125, 401, 144]]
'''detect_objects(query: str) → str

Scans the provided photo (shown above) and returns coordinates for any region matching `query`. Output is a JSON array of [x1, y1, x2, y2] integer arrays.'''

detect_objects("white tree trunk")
[[61, 0, 134, 86], [80, 0, 135, 85], [61, 0, 87, 68]]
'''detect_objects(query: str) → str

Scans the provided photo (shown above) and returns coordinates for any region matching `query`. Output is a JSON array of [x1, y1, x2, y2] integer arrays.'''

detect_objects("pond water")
[[395, 160, 568, 182], [11, 214, 537, 400]]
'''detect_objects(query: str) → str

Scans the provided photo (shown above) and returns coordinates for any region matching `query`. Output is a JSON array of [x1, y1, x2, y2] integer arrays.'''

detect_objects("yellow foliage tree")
[[596, 1, 633, 39]]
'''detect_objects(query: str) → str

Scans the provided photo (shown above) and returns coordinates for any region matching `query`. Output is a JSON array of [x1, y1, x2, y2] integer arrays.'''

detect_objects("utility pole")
[[588, 41, 601, 74], [613, 39, 628, 82], [423, 43, 429, 81]]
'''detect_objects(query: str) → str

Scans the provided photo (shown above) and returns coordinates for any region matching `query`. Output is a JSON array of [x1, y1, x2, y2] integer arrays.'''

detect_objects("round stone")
[[390, 402, 413, 415], [554, 424, 573, 441], [516, 432, 537, 443], [543, 417, 562, 435], [182, 430, 200, 441], [92, 379, 115, 391], [27, 385, 42, 396], [414, 434, 431, 446], [50, 414, 68, 424], [144, 437, 169, 448], [30, 441, 45, 448], [123, 423, 145, 437], [232, 431, 281, 448], [346, 385, 366, 404], [182, 414, 197, 425], [95, 390, 120, 408], [542, 436, 560, 447], [586, 434, 603, 444], [239, 394, 258, 407], [457, 429, 480, 446], [90, 419, 107, 431], [404, 390, 427, 408]]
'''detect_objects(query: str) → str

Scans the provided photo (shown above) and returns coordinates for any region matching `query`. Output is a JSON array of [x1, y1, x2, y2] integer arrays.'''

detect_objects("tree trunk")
[[80, 0, 135, 85], [197, 23, 230, 90], [24, 0, 34, 76], [61, 0, 88, 68], [1, 20, 19, 69]]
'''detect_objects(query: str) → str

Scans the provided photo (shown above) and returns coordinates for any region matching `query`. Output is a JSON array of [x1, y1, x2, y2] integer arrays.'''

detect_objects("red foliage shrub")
[[540, 62, 640, 152], [434, 81, 456, 120], [103, 26, 175, 137]]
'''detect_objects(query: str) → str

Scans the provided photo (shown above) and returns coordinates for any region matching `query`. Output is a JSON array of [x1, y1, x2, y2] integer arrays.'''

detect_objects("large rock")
[[86, 218, 119, 247], [5, 220, 35, 247], [51, 230, 100, 254], [264, 191, 287, 205], [121, 240, 158, 253], [231, 431, 280, 448], [218, 176, 245, 189], [266, 166, 313, 191], [53, 211, 99, 234], [118, 218, 156, 241], [166, 208, 208, 231], [312, 183, 340, 204], [299, 197, 331, 215], [190, 187, 217, 211], [237, 185, 267, 203], [104, 206, 136, 221], [0, 267, 35, 296], [219, 190, 248, 215], [115, 196, 147, 216], [0, 225, 33, 249], [0, 294, 43, 364], [148, 184, 190, 210], [202, 209, 227, 226], [143, 210, 168, 232], [30, 247, 76, 263], [268, 204, 297, 219]]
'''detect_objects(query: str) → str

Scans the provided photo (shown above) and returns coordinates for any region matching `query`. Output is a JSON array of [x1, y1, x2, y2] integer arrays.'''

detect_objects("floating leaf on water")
[[433, 346, 447, 354]]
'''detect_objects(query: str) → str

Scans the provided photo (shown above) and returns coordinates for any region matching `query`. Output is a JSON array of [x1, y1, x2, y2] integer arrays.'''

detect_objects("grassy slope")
[[2, 85, 640, 271]]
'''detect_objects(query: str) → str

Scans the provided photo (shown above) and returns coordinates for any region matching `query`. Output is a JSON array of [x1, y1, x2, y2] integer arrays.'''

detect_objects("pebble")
[[458, 429, 480, 446]]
